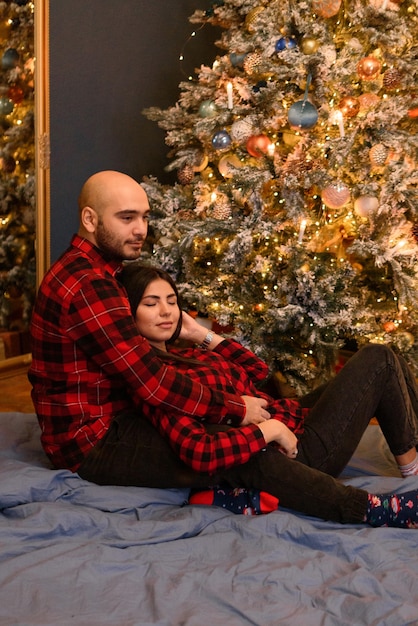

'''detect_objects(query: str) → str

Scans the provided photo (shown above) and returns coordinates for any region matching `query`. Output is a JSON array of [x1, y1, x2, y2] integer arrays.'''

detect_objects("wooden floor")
[[0, 360, 34, 413]]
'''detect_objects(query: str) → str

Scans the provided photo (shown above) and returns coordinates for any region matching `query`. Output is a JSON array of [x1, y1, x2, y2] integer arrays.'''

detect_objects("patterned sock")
[[189, 487, 279, 515], [398, 451, 418, 477], [366, 490, 418, 528]]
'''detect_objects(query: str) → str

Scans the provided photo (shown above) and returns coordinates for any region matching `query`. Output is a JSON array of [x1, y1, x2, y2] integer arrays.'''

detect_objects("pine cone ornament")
[[383, 67, 402, 89], [177, 163, 195, 185], [243, 52, 263, 75], [212, 194, 232, 219], [369, 144, 388, 166]]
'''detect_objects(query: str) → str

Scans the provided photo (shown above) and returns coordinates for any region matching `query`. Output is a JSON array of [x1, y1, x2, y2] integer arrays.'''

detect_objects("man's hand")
[[241, 396, 270, 425]]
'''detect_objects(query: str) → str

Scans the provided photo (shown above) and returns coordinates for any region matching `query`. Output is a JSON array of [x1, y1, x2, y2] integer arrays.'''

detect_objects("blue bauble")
[[288, 100, 318, 129], [253, 80, 267, 93], [212, 130, 232, 150], [230, 52, 247, 67], [0, 97, 14, 115], [275, 37, 297, 52], [1, 48, 19, 70], [199, 100, 218, 118]]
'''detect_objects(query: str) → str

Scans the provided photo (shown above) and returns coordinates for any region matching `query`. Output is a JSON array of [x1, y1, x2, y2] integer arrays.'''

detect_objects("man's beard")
[[96, 221, 142, 261]]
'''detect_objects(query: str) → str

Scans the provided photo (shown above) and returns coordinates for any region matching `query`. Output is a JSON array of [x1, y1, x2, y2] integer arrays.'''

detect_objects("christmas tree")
[[0, 0, 35, 332], [143, 0, 418, 392]]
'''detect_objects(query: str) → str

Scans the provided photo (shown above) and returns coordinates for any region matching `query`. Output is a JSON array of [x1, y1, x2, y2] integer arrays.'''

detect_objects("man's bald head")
[[78, 170, 146, 218], [77, 170, 150, 260]]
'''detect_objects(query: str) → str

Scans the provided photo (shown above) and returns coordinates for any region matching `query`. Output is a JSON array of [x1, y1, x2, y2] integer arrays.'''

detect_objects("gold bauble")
[[245, 7, 265, 32], [193, 153, 209, 172], [218, 154, 242, 178], [301, 37, 319, 55], [0, 19, 11, 39]]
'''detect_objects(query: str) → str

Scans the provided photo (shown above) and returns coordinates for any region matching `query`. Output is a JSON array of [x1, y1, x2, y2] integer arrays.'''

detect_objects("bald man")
[[29, 170, 275, 493]]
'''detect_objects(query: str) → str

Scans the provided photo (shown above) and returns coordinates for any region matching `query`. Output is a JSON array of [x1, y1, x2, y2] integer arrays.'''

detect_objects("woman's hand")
[[241, 396, 270, 425], [257, 420, 299, 458], [179, 312, 223, 349]]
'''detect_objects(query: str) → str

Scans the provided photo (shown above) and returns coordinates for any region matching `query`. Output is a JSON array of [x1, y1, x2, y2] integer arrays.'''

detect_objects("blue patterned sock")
[[189, 486, 279, 515], [366, 490, 418, 528]]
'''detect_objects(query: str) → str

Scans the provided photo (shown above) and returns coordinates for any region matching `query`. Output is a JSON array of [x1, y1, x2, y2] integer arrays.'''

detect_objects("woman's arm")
[[146, 406, 298, 474]]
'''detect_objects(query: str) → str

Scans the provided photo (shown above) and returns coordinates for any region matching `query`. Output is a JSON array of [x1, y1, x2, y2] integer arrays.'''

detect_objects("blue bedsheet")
[[1, 412, 418, 626]]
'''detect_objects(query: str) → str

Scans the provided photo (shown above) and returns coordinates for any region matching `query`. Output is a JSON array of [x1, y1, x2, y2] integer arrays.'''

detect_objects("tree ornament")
[[177, 163, 194, 185], [212, 194, 232, 219], [354, 195, 379, 217], [1, 48, 20, 70], [338, 96, 360, 117], [246, 134, 271, 157], [218, 154, 242, 178], [383, 67, 402, 90], [0, 20, 12, 39], [243, 52, 263, 75], [0, 155, 16, 173], [288, 73, 318, 130], [0, 97, 14, 115], [230, 118, 254, 143], [312, 0, 342, 18], [369, 143, 388, 166], [383, 321, 397, 333], [358, 93, 380, 111], [321, 182, 351, 208], [192, 152, 209, 172], [212, 130, 232, 150], [369, 0, 402, 10], [230, 52, 247, 68], [199, 100, 218, 118], [357, 56, 382, 80], [7, 86, 24, 104], [301, 36, 319, 55], [245, 7, 265, 32], [275, 37, 297, 52]]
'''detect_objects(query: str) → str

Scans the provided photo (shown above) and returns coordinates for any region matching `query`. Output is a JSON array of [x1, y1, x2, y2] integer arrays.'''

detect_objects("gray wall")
[[49, 0, 218, 261]]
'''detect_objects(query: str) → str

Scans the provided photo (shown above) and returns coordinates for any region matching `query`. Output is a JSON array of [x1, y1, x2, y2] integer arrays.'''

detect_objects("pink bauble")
[[354, 196, 379, 217], [312, 0, 342, 18], [321, 183, 351, 208]]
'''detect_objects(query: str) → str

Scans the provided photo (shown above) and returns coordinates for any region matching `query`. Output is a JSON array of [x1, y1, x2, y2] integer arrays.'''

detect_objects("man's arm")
[[66, 277, 248, 422]]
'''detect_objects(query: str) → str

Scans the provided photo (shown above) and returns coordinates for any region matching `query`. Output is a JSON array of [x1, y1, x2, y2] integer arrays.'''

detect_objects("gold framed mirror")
[[35, 0, 50, 284], [0, 0, 49, 376]]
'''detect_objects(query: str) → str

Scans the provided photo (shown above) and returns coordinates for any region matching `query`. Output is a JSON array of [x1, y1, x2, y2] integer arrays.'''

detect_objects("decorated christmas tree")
[[0, 0, 35, 332], [143, 0, 418, 392]]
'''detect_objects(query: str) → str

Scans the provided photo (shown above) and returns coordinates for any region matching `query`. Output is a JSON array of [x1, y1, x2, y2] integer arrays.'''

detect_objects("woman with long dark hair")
[[118, 263, 418, 527]]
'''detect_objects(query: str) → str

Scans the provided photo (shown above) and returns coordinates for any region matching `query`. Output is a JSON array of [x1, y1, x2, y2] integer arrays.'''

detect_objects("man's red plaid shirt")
[[29, 235, 306, 474]]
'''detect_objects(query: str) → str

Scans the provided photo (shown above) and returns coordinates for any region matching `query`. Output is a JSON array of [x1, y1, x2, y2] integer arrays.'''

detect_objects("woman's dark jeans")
[[78, 344, 418, 524]]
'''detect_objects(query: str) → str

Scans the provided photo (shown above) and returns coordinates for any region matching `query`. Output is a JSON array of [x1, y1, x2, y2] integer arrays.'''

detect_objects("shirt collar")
[[70, 234, 123, 277]]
